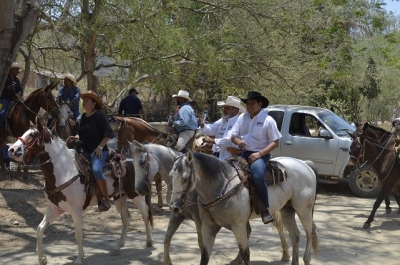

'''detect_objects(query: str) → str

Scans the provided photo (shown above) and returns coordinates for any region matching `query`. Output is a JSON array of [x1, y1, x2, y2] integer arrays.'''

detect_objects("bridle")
[[351, 136, 396, 183], [171, 155, 197, 205]]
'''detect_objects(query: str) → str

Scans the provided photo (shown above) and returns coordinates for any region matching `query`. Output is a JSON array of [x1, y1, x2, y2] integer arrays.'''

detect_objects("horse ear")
[[37, 119, 44, 131], [130, 140, 143, 151], [69, 98, 76, 107], [347, 131, 356, 140], [187, 150, 193, 163]]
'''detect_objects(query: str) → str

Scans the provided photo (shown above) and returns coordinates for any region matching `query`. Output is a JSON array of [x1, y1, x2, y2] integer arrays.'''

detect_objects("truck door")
[[278, 112, 339, 176]]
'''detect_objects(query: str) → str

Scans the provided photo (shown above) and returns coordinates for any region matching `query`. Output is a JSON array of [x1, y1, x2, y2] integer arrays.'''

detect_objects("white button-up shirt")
[[230, 110, 282, 152], [201, 115, 239, 160]]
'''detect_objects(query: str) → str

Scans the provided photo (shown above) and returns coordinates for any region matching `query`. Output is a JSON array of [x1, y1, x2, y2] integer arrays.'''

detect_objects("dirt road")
[[1, 170, 400, 265]]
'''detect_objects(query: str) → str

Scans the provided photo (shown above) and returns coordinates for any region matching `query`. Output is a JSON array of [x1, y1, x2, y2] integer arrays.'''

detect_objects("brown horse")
[[344, 133, 400, 229], [115, 117, 170, 208], [0, 82, 59, 170], [355, 122, 400, 213]]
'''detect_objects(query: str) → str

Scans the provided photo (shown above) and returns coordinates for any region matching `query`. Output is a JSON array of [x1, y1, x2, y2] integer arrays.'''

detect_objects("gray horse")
[[129, 141, 292, 265], [170, 152, 319, 265]]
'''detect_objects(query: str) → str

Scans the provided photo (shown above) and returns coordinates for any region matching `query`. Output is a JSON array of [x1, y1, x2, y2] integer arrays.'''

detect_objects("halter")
[[171, 155, 197, 205]]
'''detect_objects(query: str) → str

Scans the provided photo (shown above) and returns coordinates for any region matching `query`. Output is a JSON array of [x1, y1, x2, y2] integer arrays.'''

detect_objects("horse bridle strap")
[[45, 175, 79, 196], [198, 170, 248, 211]]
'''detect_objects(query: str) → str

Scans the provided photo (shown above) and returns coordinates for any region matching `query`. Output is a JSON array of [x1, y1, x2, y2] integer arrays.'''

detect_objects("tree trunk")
[[0, 0, 40, 94]]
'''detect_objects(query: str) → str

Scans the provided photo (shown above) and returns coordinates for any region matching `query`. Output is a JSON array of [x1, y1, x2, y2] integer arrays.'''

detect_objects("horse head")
[[169, 151, 196, 215], [8, 121, 51, 163]]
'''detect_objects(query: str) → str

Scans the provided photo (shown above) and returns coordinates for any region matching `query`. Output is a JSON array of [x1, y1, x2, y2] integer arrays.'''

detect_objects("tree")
[[0, 0, 40, 95]]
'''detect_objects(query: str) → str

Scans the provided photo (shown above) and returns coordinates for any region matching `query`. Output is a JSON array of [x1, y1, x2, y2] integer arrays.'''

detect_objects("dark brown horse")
[[0, 82, 59, 170], [355, 122, 400, 213], [344, 134, 400, 229], [115, 117, 170, 208]]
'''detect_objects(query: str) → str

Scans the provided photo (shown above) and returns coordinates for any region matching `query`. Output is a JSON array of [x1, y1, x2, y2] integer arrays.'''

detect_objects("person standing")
[[74, 90, 114, 211], [0, 62, 24, 129], [118, 88, 145, 120], [231, 91, 281, 224], [57, 73, 81, 121], [168, 90, 198, 153], [199, 96, 245, 160]]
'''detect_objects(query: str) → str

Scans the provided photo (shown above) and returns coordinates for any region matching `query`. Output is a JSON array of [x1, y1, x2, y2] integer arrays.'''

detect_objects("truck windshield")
[[317, 112, 355, 136]]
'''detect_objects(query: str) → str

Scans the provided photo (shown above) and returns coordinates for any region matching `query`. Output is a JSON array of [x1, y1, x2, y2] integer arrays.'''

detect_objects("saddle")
[[3, 100, 20, 134], [164, 127, 198, 151], [226, 155, 287, 215], [70, 140, 127, 210]]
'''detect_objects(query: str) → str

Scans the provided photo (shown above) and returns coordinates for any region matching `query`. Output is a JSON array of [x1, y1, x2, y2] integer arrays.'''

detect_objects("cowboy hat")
[[129, 88, 138, 94], [63, 73, 77, 85], [10, 62, 24, 70], [172, 90, 192, 102], [241, 91, 269, 108], [217, 96, 246, 113], [80, 90, 103, 110]]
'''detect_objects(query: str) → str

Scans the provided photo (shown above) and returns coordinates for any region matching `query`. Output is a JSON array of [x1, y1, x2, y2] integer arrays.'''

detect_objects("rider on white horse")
[[231, 91, 281, 225], [199, 96, 245, 160]]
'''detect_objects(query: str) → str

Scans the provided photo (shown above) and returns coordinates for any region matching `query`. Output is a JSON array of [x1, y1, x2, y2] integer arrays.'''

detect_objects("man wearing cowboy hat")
[[231, 91, 282, 225], [199, 96, 245, 160], [56, 73, 81, 121], [169, 90, 198, 153], [0, 62, 24, 129], [118, 88, 145, 120]]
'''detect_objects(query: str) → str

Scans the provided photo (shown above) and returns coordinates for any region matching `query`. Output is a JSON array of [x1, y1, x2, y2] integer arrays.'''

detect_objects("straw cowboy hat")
[[63, 73, 77, 85], [241, 91, 269, 108], [80, 90, 103, 110], [172, 90, 192, 102], [11, 62, 24, 70], [217, 96, 246, 113]]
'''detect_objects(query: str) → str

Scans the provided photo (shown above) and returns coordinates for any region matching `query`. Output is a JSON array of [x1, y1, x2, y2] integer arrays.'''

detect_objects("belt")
[[178, 129, 195, 132]]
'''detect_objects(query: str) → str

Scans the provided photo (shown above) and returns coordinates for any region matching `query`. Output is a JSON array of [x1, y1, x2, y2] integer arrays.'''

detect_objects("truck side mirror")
[[319, 129, 333, 139]]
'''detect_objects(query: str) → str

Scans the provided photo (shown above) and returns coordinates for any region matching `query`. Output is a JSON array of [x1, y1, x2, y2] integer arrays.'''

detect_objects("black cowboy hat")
[[241, 91, 269, 108]]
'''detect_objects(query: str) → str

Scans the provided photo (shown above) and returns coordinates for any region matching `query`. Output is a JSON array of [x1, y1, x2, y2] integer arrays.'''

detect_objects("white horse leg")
[[70, 208, 84, 265], [296, 209, 317, 265], [163, 213, 186, 265], [111, 195, 130, 256], [132, 196, 153, 247], [280, 206, 300, 265], [272, 211, 291, 262], [230, 221, 251, 265], [37, 207, 63, 265], [200, 224, 221, 265]]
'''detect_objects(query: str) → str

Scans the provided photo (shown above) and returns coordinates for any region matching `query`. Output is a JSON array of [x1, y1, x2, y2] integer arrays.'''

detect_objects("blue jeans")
[[90, 151, 108, 180], [0, 100, 10, 128], [242, 151, 271, 208]]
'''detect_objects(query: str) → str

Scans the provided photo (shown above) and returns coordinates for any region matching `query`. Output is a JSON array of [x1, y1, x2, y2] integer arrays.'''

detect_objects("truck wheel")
[[348, 168, 381, 198]]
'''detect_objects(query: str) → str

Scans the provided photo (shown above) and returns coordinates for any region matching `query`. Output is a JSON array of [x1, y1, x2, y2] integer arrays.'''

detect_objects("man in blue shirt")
[[118, 88, 145, 119], [168, 90, 198, 153], [57, 74, 81, 121], [0, 62, 24, 129]]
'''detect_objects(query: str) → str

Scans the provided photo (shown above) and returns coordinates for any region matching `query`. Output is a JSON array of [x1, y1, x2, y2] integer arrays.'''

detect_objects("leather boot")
[[96, 179, 110, 212], [261, 208, 274, 224]]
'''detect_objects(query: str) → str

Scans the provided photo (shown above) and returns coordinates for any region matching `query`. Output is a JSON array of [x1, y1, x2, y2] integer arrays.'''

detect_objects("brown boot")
[[96, 179, 110, 212]]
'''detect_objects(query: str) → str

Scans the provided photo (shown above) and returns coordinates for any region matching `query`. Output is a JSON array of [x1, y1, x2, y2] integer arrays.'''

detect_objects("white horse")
[[129, 140, 292, 265], [170, 151, 319, 265], [8, 123, 153, 265]]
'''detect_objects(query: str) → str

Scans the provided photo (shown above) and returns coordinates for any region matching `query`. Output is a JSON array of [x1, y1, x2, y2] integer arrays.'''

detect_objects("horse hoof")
[[146, 240, 153, 248], [281, 254, 291, 262], [111, 249, 121, 256], [397, 208, 400, 214], [39, 256, 47, 265], [386, 207, 392, 214], [73, 258, 83, 264], [363, 223, 371, 229]]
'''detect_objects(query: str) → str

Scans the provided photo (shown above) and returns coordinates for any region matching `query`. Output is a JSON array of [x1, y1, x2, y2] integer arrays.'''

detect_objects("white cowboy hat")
[[172, 90, 192, 102], [10, 62, 24, 70], [217, 96, 246, 113], [63, 73, 77, 85]]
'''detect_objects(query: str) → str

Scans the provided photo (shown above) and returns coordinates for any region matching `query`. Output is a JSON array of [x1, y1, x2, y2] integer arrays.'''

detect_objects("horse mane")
[[25, 87, 45, 101], [364, 122, 390, 134], [128, 118, 164, 133], [192, 152, 232, 181]]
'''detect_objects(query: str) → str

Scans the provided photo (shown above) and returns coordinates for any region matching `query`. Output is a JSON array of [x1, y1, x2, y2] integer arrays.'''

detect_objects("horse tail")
[[312, 221, 319, 257], [302, 160, 319, 209], [145, 192, 154, 228]]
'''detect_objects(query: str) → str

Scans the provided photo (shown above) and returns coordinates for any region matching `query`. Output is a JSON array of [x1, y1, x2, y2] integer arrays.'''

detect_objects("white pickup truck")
[[264, 105, 380, 198]]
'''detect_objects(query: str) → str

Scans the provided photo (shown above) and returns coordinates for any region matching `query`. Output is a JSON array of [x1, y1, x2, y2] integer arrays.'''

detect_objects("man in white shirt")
[[231, 91, 282, 225], [199, 96, 245, 160]]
